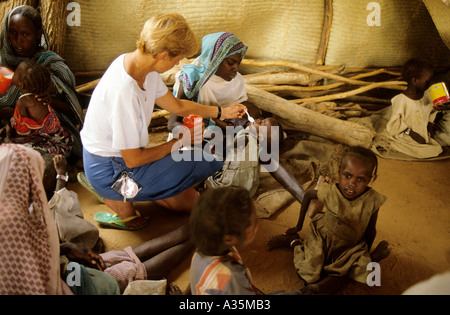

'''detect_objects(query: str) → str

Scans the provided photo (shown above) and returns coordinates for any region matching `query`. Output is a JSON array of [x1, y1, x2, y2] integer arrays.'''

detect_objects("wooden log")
[[76, 78, 101, 93], [315, 0, 333, 66], [242, 59, 378, 86], [245, 84, 376, 148], [151, 110, 170, 120], [244, 71, 317, 86], [292, 81, 406, 103], [259, 68, 406, 93]]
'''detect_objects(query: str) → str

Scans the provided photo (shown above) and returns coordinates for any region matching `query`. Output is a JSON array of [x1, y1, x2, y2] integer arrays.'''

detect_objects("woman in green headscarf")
[[0, 5, 83, 196]]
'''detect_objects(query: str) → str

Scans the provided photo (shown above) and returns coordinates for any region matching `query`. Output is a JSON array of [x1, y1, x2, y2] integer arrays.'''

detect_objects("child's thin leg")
[[301, 276, 348, 295], [370, 240, 390, 262], [143, 240, 194, 280], [132, 222, 190, 261]]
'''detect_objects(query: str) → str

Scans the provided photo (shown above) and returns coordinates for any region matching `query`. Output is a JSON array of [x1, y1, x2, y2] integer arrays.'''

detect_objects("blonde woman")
[[81, 14, 246, 230]]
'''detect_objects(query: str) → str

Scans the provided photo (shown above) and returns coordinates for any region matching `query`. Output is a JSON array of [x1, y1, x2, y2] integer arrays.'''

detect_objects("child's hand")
[[434, 103, 450, 111], [53, 154, 67, 175], [64, 243, 106, 271]]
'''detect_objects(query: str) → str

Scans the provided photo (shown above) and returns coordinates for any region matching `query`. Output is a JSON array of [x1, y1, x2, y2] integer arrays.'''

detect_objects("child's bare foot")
[[266, 233, 299, 250], [370, 240, 390, 262], [300, 284, 320, 295], [167, 284, 183, 295]]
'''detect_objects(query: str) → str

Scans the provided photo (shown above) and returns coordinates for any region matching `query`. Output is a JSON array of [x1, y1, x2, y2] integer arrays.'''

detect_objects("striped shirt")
[[190, 247, 257, 295]]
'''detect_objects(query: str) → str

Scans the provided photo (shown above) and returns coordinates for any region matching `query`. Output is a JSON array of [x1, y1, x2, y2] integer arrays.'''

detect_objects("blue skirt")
[[83, 148, 223, 201]]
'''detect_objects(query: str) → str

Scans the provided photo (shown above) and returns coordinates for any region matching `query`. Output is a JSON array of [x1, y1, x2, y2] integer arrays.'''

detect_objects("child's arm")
[[53, 155, 68, 191], [405, 128, 426, 144], [364, 210, 379, 250]]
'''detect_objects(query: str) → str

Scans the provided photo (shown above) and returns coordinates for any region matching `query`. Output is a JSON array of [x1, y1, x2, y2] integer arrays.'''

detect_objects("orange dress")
[[11, 104, 61, 136]]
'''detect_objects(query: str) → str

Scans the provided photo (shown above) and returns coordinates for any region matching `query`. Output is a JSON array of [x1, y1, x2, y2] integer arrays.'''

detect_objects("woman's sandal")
[[94, 210, 149, 231], [77, 172, 105, 203]]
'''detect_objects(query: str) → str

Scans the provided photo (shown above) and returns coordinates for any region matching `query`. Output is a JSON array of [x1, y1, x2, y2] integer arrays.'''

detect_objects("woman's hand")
[[177, 124, 205, 146], [221, 103, 247, 119], [34, 91, 52, 106]]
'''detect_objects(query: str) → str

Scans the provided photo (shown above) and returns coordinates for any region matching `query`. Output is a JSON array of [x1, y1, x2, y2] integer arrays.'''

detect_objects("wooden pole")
[[315, 0, 333, 66], [292, 81, 406, 103], [245, 84, 376, 148], [241, 59, 378, 86]]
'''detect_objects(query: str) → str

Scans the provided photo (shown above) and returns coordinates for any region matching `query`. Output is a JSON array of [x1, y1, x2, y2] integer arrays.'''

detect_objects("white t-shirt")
[[81, 54, 168, 157], [198, 73, 248, 107]]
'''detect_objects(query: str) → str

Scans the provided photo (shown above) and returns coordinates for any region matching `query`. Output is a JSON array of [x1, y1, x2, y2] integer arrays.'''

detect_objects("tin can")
[[428, 82, 450, 107]]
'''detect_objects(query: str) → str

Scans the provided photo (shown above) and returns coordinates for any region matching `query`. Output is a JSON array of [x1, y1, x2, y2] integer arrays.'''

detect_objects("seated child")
[[10, 59, 61, 136], [384, 58, 442, 158], [189, 186, 301, 295], [267, 146, 390, 294]]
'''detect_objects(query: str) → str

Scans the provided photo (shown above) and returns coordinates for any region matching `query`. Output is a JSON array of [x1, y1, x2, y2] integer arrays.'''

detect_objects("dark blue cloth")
[[83, 148, 223, 201]]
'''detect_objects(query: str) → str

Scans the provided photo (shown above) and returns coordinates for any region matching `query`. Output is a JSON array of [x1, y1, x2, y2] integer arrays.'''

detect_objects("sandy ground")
[[70, 130, 450, 295]]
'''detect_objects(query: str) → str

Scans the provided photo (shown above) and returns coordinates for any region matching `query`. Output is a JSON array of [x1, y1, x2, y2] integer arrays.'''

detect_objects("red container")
[[0, 67, 14, 94], [183, 114, 203, 128]]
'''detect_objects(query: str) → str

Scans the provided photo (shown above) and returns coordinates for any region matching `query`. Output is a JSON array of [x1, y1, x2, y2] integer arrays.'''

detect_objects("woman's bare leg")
[[103, 198, 148, 228], [154, 187, 199, 213]]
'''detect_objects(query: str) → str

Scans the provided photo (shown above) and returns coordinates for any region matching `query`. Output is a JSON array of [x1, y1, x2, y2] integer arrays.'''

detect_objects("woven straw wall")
[[325, 0, 450, 68], [63, 0, 325, 72], [423, 0, 450, 50], [1, 0, 449, 72]]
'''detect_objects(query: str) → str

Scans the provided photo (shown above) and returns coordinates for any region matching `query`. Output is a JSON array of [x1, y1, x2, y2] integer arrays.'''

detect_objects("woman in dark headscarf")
[[0, 5, 83, 196]]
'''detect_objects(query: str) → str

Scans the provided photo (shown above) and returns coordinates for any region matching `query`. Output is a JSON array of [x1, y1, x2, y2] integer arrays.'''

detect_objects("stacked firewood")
[[77, 58, 406, 148], [240, 59, 405, 119]]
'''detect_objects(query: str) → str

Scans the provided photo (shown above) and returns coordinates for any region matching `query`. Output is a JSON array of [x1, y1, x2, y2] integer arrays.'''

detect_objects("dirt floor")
[[70, 129, 450, 295]]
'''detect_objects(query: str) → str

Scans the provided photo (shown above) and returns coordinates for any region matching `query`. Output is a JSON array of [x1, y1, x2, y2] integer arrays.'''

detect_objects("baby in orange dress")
[[10, 60, 61, 135]]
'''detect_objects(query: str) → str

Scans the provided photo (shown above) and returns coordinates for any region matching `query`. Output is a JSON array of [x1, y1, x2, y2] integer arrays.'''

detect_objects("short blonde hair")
[[137, 13, 199, 57]]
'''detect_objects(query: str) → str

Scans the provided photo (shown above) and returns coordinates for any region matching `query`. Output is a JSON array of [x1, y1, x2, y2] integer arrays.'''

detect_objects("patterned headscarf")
[[175, 32, 248, 102], [0, 5, 83, 157], [0, 143, 61, 294]]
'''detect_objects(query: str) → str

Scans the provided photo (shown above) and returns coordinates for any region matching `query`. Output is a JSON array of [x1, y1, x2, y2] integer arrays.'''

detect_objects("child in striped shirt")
[[189, 187, 301, 295]]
